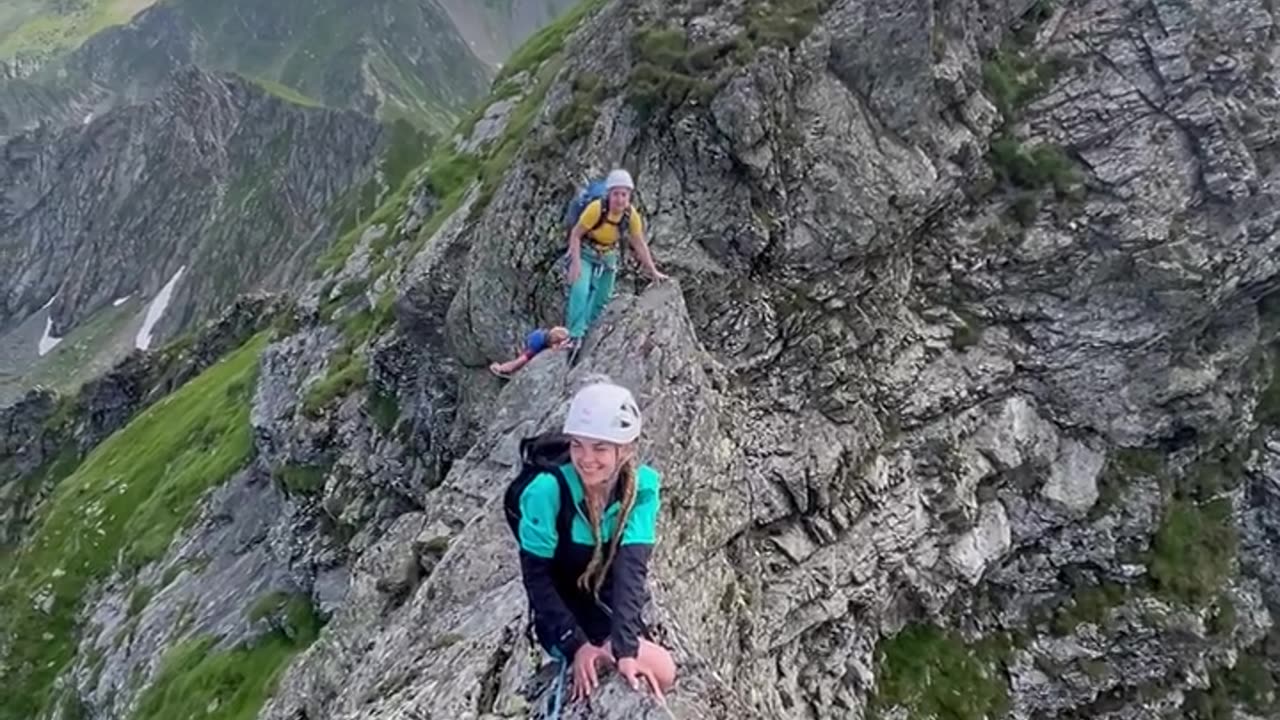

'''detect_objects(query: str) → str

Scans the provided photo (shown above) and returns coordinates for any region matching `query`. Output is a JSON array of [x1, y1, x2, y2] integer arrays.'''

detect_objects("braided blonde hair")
[[577, 456, 640, 596]]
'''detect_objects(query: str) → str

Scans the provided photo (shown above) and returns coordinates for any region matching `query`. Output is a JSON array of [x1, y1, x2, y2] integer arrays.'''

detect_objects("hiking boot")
[[565, 338, 583, 367]]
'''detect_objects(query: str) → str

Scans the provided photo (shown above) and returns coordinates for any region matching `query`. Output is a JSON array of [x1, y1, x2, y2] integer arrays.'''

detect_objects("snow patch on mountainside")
[[37, 316, 62, 356], [36, 296, 61, 356], [135, 266, 185, 350]]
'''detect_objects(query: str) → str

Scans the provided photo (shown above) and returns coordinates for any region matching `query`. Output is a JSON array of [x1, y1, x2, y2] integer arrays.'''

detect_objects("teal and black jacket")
[[516, 462, 661, 660]]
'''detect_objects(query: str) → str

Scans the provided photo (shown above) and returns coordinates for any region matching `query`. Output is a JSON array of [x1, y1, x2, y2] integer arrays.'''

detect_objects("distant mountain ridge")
[[0, 0, 578, 139], [0, 0, 578, 403], [0, 67, 393, 405]]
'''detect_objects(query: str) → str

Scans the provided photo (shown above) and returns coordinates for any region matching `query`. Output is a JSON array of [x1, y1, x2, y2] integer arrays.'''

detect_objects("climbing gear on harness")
[[560, 246, 612, 279]]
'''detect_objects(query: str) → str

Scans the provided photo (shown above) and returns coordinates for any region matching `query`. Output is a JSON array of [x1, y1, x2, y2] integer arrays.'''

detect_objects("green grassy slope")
[[0, 299, 140, 407], [0, 332, 268, 720], [169, 0, 491, 131], [0, 0, 160, 60], [127, 598, 322, 720], [2, 0, 492, 134]]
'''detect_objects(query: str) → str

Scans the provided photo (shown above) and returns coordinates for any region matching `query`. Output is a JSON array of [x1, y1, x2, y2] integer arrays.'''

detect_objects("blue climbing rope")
[[545, 653, 569, 720]]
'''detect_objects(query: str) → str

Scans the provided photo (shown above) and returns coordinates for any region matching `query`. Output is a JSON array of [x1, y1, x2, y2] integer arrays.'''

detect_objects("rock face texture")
[[8, 0, 1280, 718], [252, 0, 1280, 716]]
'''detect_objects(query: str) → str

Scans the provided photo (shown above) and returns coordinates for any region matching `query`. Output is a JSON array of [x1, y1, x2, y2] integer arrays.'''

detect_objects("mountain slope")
[[9, 0, 1280, 718], [436, 0, 582, 66], [0, 0, 581, 404], [0, 0, 507, 139], [0, 67, 393, 405], [0, 0, 162, 65], [0, 327, 278, 720], [164, 0, 492, 129], [254, 0, 1280, 716]]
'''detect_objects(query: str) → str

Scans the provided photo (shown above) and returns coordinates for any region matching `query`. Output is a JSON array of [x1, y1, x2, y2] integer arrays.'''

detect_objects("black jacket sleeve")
[[519, 551, 588, 660], [516, 472, 589, 660], [607, 543, 653, 659]]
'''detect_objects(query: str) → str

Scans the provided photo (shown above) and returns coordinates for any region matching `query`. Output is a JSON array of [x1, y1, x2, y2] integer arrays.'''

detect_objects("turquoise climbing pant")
[[566, 244, 618, 340]]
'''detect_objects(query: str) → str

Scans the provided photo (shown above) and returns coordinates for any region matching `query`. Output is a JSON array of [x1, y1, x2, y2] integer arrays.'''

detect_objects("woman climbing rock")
[[507, 381, 677, 707], [564, 169, 668, 358]]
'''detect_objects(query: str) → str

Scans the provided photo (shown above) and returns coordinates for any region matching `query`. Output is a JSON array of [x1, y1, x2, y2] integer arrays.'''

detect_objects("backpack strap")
[[519, 434, 575, 556], [617, 207, 631, 267], [544, 465, 575, 556], [599, 205, 630, 273], [587, 197, 611, 234], [585, 198, 632, 263]]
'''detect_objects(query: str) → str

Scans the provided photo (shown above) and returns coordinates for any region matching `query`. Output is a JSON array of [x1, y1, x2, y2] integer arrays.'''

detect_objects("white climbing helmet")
[[563, 382, 642, 444], [605, 168, 635, 192]]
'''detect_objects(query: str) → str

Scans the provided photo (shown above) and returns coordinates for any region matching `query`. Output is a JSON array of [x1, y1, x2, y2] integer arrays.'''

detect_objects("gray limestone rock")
[[14, 0, 1280, 717]]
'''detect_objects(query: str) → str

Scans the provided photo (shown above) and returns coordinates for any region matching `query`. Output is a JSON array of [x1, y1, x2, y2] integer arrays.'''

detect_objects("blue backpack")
[[562, 177, 632, 250]]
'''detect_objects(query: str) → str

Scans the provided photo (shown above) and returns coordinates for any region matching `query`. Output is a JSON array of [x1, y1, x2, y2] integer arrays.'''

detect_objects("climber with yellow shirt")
[[563, 169, 668, 355]]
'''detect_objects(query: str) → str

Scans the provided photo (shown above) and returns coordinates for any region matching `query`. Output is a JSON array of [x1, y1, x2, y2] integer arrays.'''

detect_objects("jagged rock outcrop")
[[262, 282, 745, 720], [253, 0, 1280, 717], [0, 58, 40, 81], [68, 464, 302, 720], [10, 0, 1280, 717], [0, 71, 105, 143], [0, 388, 57, 546]]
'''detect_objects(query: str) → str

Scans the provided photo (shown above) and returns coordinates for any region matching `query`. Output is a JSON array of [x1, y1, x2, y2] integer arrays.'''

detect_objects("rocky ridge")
[[6, 0, 1280, 718], [250, 0, 1280, 716], [0, 0, 579, 141]]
